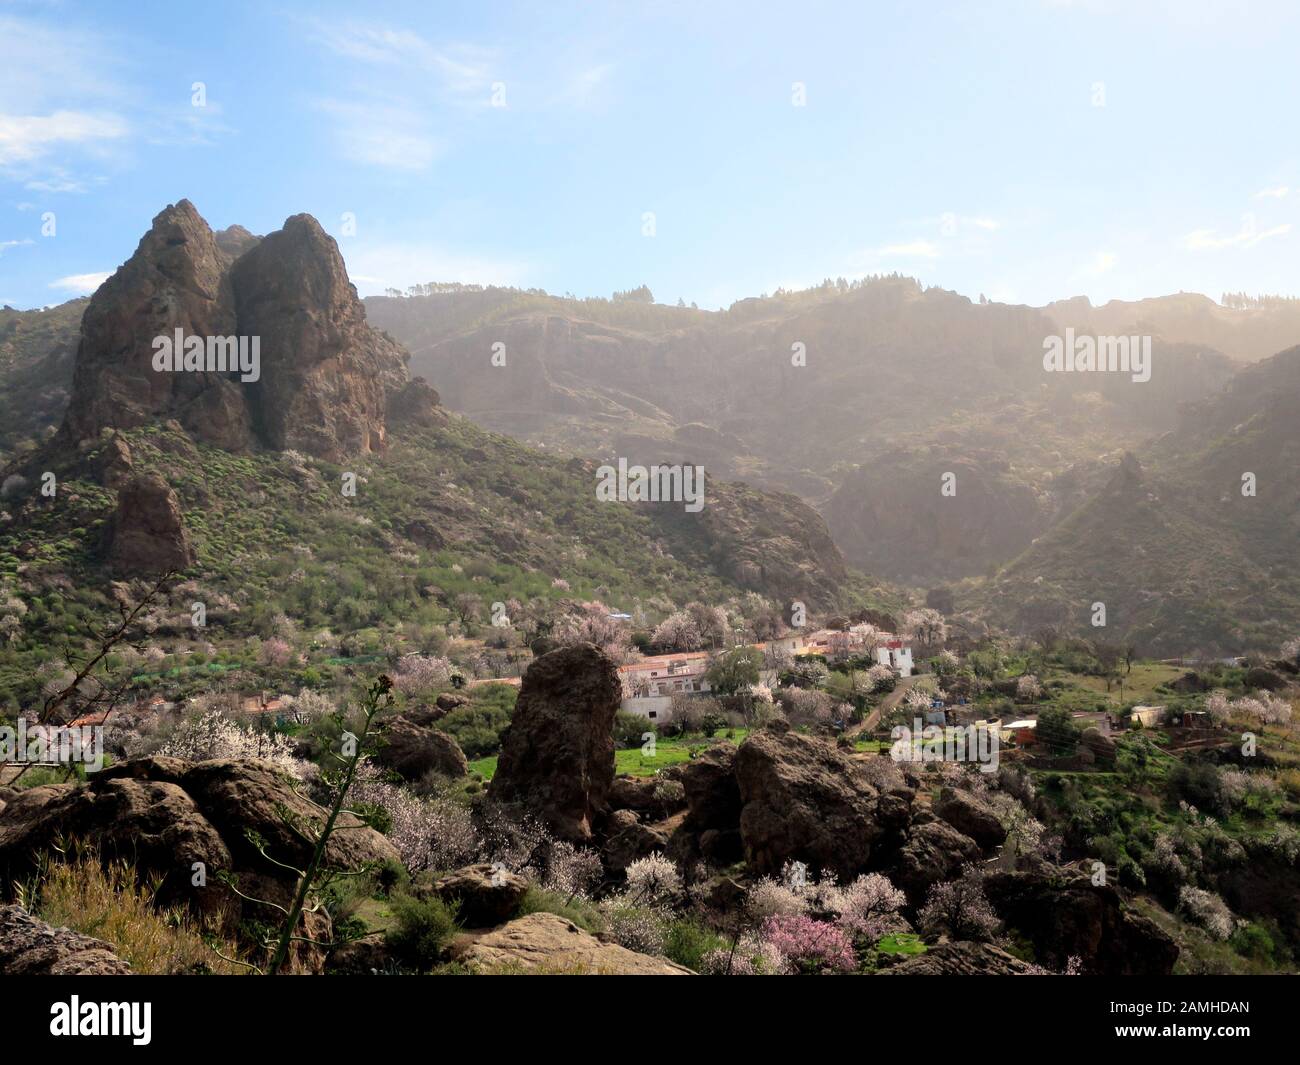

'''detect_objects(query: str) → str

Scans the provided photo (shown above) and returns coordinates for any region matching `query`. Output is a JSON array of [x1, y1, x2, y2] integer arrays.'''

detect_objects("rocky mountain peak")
[[57, 201, 419, 461]]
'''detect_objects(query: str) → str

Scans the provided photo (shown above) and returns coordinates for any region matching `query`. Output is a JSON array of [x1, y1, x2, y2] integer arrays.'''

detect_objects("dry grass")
[[37, 854, 249, 975]]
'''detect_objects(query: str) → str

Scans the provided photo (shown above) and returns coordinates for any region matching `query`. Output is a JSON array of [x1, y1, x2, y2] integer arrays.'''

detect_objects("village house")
[[618, 651, 712, 721], [760, 627, 914, 676]]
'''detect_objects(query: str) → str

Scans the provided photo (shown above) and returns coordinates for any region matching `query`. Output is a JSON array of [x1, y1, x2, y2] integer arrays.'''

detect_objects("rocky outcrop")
[[678, 742, 742, 831], [60, 200, 246, 449], [890, 820, 981, 900], [489, 644, 620, 843], [0, 905, 132, 975], [426, 863, 528, 927], [231, 214, 408, 461], [458, 912, 694, 975], [104, 473, 196, 575], [374, 718, 468, 781], [603, 809, 672, 875], [884, 941, 1038, 976], [0, 757, 399, 973], [58, 200, 421, 462], [734, 729, 883, 878], [89, 433, 134, 488], [984, 871, 1178, 975], [935, 787, 1007, 850]]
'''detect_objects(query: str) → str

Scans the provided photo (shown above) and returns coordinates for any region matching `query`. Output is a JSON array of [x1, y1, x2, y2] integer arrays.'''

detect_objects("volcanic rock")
[[488, 644, 620, 843], [458, 912, 694, 975], [891, 820, 982, 901], [374, 719, 468, 781], [734, 728, 883, 878], [0, 905, 132, 975], [983, 870, 1178, 975], [104, 473, 195, 575], [935, 786, 1007, 850], [231, 214, 408, 461], [426, 863, 528, 927]]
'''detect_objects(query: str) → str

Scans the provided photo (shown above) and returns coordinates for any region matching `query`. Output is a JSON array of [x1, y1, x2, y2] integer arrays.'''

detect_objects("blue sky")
[[2, 0, 1299, 311]]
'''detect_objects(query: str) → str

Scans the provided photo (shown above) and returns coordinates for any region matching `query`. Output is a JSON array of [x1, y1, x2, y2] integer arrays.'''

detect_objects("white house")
[[618, 652, 712, 721], [874, 637, 914, 677]]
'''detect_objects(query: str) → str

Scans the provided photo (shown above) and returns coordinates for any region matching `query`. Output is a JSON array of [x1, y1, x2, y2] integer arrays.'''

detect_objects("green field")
[[468, 730, 750, 782]]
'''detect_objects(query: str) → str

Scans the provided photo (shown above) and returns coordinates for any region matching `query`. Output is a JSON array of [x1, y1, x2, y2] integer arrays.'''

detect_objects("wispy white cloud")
[[0, 238, 34, 256], [308, 20, 495, 87], [0, 111, 128, 167], [316, 99, 442, 172], [49, 271, 111, 294], [1184, 219, 1291, 250], [1255, 185, 1289, 199]]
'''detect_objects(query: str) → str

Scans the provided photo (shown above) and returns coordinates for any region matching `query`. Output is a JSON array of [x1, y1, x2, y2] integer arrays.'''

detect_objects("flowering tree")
[[918, 865, 1000, 942], [623, 852, 682, 906], [686, 602, 729, 649], [834, 873, 907, 941], [160, 709, 303, 778], [902, 608, 947, 650], [1015, 673, 1042, 702], [1178, 885, 1235, 940], [651, 610, 704, 652], [392, 654, 453, 696], [551, 601, 631, 659], [760, 915, 856, 973]]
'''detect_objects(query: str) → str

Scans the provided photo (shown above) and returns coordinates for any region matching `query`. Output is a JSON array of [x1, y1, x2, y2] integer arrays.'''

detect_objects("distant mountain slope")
[[0, 300, 84, 462], [975, 346, 1300, 654], [0, 203, 873, 629], [367, 281, 1238, 582], [1046, 292, 1300, 365]]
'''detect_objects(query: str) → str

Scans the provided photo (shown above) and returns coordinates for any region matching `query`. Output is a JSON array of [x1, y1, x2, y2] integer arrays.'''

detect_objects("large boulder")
[[458, 912, 694, 975], [602, 809, 672, 875], [884, 941, 1038, 976], [105, 473, 196, 575], [489, 644, 620, 843], [935, 787, 1007, 850], [0, 756, 399, 973], [0, 905, 132, 975], [891, 820, 982, 901], [374, 718, 468, 781], [426, 863, 528, 928], [734, 729, 883, 878], [983, 871, 1178, 975], [1080, 727, 1117, 764], [678, 742, 742, 831]]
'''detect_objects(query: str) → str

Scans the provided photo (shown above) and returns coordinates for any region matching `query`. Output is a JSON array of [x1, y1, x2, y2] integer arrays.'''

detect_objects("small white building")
[[618, 652, 712, 721], [874, 637, 914, 677]]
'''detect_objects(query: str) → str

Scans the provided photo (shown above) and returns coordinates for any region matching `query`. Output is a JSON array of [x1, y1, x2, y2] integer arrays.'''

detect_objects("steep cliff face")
[[60, 200, 249, 450], [231, 214, 408, 461], [58, 202, 412, 462]]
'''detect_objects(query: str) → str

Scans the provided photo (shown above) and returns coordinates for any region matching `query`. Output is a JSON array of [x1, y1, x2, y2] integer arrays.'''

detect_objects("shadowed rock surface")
[[0, 756, 399, 973], [734, 728, 883, 878], [104, 472, 195, 575], [488, 644, 620, 843]]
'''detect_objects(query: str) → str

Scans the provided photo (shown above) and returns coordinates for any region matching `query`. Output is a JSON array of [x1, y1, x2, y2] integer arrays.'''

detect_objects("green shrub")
[[384, 894, 460, 971], [663, 917, 727, 970]]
